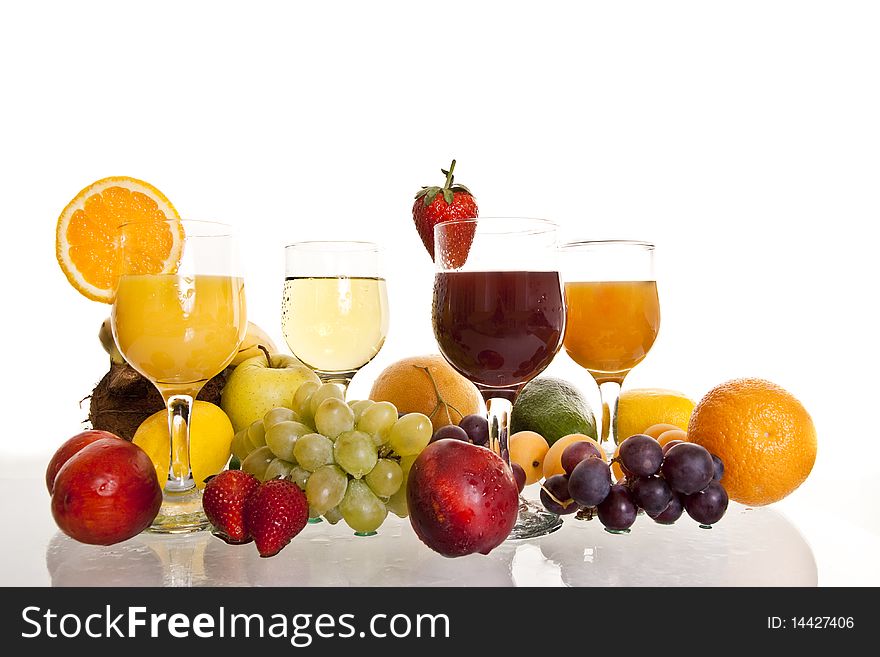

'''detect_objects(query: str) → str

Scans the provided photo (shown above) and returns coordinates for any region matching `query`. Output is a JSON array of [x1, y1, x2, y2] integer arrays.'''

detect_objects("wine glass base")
[[148, 487, 209, 534], [507, 498, 563, 540]]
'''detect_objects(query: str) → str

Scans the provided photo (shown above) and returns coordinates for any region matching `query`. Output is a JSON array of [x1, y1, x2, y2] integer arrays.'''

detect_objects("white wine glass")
[[282, 241, 389, 395]]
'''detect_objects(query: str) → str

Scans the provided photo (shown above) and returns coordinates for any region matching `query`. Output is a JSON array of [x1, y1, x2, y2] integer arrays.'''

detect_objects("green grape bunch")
[[230, 381, 433, 535]]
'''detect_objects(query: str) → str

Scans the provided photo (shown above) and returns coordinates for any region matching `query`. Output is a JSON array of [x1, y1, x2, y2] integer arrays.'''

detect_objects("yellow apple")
[[221, 352, 320, 432]]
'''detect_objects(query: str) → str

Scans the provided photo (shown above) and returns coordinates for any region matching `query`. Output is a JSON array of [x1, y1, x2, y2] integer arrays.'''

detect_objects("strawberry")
[[412, 159, 478, 265], [245, 479, 309, 558], [202, 470, 260, 544]]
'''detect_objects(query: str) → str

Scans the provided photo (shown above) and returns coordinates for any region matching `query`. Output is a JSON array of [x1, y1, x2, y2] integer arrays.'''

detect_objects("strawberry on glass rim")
[[412, 159, 478, 267]]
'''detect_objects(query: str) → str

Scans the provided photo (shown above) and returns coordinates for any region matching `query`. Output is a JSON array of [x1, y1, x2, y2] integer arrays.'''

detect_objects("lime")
[[511, 378, 597, 446]]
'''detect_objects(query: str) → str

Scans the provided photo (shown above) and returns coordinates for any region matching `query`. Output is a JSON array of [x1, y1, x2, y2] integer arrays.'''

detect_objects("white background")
[[1, 1, 878, 585]]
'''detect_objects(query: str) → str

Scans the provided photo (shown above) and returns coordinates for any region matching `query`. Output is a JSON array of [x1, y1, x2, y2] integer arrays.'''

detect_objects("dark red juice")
[[432, 271, 564, 393]]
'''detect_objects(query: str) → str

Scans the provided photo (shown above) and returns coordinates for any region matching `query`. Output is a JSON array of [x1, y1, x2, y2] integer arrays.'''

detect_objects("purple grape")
[[567, 457, 611, 507], [661, 443, 715, 495], [631, 476, 673, 515], [561, 441, 602, 476], [661, 439, 685, 455], [710, 454, 724, 482], [459, 414, 489, 446], [684, 481, 729, 525], [597, 484, 638, 531], [511, 463, 526, 494], [648, 492, 684, 524], [619, 434, 663, 477], [431, 424, 469, 443], [540, 474, 578, 515]]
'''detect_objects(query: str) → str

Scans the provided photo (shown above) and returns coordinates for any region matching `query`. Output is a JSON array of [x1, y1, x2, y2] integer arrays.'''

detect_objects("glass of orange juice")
[[112, 220, 247, 533], [560, 241, 660, 455]]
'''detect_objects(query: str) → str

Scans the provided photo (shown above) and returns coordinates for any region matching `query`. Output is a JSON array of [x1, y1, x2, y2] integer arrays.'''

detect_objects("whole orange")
[[368, 355, 483, 429], [687, 378, 816, 506]]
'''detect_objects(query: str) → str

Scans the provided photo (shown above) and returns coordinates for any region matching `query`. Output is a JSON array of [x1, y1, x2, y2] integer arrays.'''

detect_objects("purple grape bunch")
[[538, 435, 729, 533]]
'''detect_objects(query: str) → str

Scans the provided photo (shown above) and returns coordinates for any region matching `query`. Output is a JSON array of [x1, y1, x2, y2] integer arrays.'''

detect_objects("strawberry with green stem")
[[412, 159, 478, 266]]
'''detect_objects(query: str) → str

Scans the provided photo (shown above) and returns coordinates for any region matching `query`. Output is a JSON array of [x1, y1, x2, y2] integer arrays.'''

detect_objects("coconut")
[[87, 362, 227, 441]]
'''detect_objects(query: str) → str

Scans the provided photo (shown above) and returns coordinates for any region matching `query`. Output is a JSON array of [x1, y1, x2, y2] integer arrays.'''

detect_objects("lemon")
[[133, 401, 234, 489], [616, 388, 695, 443]]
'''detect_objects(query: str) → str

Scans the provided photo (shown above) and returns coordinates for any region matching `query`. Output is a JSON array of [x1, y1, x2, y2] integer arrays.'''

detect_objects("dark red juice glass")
[[432, 218, 564, 540], [433, 270, 564, 394]]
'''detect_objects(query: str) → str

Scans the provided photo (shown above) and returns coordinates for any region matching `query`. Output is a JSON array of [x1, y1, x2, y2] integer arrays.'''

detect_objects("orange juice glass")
[[564, 280, 660, 383], [114, 274, 246, 390], [561, 241, 659, 453], [112, 220, 246, 534]]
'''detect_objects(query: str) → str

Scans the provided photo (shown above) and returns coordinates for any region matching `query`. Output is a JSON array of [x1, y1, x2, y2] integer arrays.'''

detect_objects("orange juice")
[[113, 274, 246, 392], [563, 281, 660, 383]]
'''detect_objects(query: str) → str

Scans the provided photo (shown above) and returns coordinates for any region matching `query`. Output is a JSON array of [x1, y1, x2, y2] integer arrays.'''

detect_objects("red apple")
[[45, 430, 122, 494], [407, 439, 519, 557], [51, 437, 162, 545]]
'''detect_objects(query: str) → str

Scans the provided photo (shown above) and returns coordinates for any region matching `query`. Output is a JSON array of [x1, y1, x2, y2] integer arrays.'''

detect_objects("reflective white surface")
[[6, 472, 819, 587]]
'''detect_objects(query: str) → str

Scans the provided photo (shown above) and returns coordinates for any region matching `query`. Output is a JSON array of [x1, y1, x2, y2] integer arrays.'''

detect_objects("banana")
[[231, 322, 280, 366], [98, 318, 125, 365]]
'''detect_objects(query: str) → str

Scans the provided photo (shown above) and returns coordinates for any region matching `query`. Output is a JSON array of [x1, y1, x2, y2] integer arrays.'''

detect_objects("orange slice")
[[56, 177, 183, 303]]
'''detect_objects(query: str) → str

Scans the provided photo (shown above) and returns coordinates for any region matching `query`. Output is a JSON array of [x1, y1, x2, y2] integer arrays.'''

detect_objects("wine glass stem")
[[317, 371, 356, 398], [164, 394, 196, 492], [597, 380, 623, 455], [486, 397, 512, 465]]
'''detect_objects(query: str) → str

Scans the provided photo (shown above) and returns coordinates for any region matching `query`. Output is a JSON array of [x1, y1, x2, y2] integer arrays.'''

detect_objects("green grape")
[[309, 383, 346, 417], [399, 455, 418, 479], [289, 465, 310, 490], [339, 479, 387, 534], [265, 420, 311, 461], [263, 407, 300, 430], [231, 429, 252, 461], [264, 458, 295, 480], [349, 399, 375, 422], [292, 381, 320, 425], [364, 458, 403, 497], [388, 413, 432, 457], [241, 446, 275, 481], [333, 430, 378, 478], [386, 485, 408, 518], [293, 433, 335, 471], [323, 506, 343, 525], [305, 464, 348, 515], [314, 398, 355, 439], [357, 401, 398, 445], [246, 420, 267, 451]]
